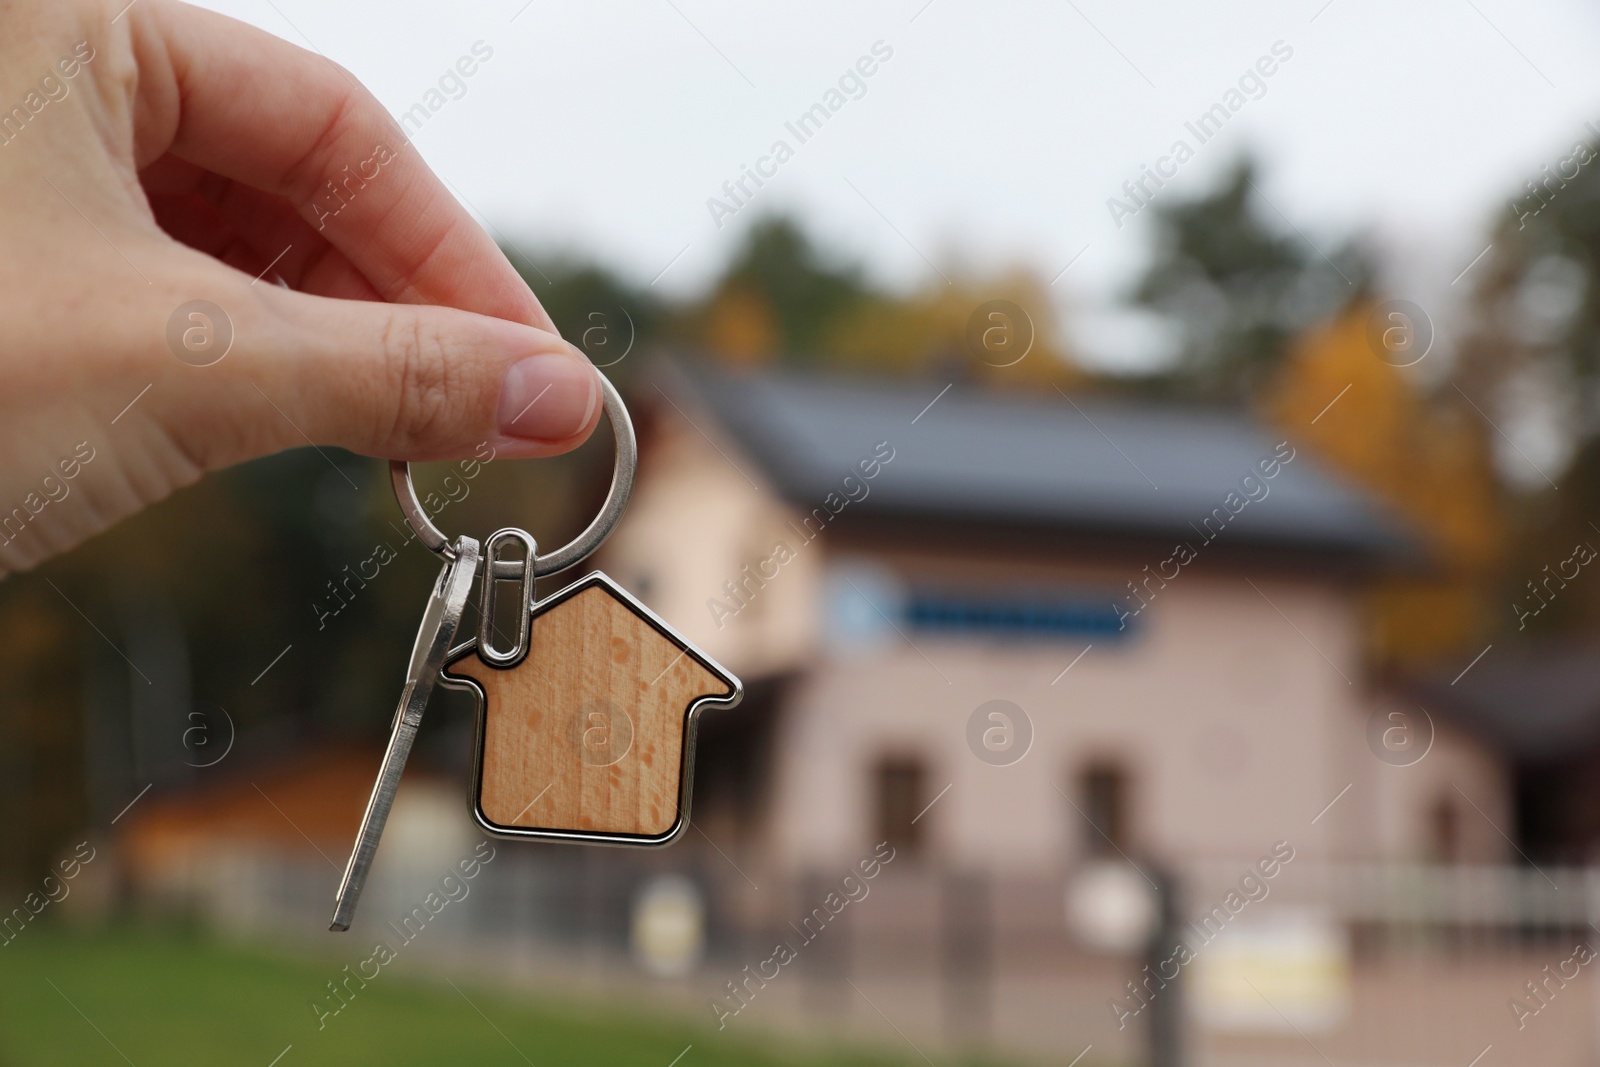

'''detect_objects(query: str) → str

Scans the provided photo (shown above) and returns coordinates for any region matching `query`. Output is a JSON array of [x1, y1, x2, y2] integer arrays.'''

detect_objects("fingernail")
[[497, 353, 599, 440]]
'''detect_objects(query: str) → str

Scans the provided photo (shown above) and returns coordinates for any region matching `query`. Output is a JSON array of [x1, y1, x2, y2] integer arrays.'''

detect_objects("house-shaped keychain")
[[330, 380, 739, 932], [443, 565, 742, 843]]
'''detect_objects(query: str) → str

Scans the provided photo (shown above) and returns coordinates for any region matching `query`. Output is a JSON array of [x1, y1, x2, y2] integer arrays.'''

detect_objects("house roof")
[[119, 753, 394, 867], [1414, 640, 1600, 763], [672, 364, 1421, 564]]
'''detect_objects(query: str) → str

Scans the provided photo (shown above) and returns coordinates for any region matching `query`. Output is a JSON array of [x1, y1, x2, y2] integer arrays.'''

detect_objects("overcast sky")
[[194, 0, 1600, 371]]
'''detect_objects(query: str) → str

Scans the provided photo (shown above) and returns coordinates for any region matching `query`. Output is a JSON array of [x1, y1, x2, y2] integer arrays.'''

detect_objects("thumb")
[[209, 286, 605, 465]]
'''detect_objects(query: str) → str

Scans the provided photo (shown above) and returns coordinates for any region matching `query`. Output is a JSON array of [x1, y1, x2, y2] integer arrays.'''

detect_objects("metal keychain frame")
[[438, 569, 743, 847], [389, 370, 636, 577], [477, 528, 536, 668]]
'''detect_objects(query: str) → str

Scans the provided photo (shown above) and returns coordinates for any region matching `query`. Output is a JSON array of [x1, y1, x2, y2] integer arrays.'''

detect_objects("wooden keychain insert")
[[443, 532, 740, 844]]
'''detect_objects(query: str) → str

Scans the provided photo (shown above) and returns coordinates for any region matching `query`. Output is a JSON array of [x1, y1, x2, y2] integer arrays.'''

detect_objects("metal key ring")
[[390, 370, 636, 576]]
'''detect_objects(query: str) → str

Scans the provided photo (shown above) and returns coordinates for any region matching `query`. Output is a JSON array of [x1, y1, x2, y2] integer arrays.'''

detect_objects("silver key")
[[330, 535, 481, 931]]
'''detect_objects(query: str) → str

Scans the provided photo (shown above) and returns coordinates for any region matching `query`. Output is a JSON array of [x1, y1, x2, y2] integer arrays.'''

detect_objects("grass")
[[0, 924, 994, 1067]]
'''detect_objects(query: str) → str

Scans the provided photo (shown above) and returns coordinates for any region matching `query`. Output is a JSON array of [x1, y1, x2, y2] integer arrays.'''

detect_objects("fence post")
[[1147, 866, 1184, 1067], [1587, 866, 1600, 1065], [941, 868, 991, 1044], [801, 869, 850, 1018]]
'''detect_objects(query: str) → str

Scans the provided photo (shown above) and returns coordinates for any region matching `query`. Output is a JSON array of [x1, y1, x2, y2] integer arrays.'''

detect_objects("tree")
[[1131, 158, 1372, 399], [502, 253, 664, 387], [685, 216, 1084, 386], [822, 268, 1085, 390], [1458, 138, 1600, 445], [688, 217, 871, 364], [1264, 305, 1504, 664], [1497, 437, 1600, 636], [1451, 136, 1600, 641]]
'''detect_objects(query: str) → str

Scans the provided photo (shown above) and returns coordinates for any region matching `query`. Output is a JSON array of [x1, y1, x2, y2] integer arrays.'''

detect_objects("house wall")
[[602, 404, 1508, 875], [600, 408, 819, 680], [1355, 691, 1510, 864], [769, 562, 1336, 871]]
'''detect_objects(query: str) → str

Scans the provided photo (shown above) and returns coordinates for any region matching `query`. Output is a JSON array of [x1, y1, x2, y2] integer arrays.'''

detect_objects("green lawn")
[[0, 925, 1003, 1067]]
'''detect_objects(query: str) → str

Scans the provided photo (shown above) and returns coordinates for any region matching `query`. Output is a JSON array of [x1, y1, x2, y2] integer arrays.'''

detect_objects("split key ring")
[[390, 370, 637, 577]]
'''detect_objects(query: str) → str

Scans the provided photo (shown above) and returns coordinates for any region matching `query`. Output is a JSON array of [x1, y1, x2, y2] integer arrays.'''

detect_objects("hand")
[[0, 0, 602, 575]]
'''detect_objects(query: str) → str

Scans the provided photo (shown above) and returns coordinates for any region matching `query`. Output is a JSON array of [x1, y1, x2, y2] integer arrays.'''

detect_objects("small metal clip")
[[478, 528, 537, 668]]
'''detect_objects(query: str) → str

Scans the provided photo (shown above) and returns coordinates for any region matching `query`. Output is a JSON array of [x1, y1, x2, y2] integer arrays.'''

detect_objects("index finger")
[[130, 0, 553, 332]]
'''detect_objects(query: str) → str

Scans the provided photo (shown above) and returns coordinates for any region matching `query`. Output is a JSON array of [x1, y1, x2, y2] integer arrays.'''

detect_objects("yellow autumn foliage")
[[823, 269, 1086, 389], [701, 283, 778, 366], [1263, 303, 1504, 664]]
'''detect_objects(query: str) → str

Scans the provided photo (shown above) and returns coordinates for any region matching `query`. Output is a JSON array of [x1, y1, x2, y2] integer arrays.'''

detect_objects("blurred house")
[[111, 361, 1561, 1063], [607, 362, 1511, 873], [119, 753, 477, 933]]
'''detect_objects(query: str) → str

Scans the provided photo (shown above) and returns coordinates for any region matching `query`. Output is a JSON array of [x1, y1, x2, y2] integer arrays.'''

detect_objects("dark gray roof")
[[1414, 640, 1600, 763], [676, 365, 1421, 563]]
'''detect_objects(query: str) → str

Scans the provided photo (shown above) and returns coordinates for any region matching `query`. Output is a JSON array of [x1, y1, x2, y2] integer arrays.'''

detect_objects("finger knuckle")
[[380, 316, 458, 453]]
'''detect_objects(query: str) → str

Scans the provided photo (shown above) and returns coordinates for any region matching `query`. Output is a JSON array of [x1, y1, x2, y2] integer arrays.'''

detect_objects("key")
[[329, 535, 481, 931]]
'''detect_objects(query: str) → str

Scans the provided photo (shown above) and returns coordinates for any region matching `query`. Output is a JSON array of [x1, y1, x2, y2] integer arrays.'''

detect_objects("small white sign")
[[1192, 908, 1349, 1033], [632, 875, 706, 977], [1065, 862, 1160, 954]]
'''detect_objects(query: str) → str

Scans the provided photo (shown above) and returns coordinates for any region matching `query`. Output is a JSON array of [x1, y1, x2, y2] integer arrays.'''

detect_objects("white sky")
[[193, 0, 1600, 372]]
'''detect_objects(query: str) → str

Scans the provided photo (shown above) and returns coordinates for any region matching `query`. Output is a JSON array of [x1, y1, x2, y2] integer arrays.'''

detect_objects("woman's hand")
[[0, 0, 602, 575]]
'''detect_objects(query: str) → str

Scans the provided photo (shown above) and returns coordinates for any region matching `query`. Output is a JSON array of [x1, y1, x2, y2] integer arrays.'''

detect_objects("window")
[[874, 756, 928, 856], [1428, 795, 1461, 864], [1078, 762, 1130, 858]]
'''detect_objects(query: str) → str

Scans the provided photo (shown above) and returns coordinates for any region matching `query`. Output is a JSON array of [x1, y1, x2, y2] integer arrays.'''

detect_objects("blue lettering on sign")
[[905, 592, 1132, 640]]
